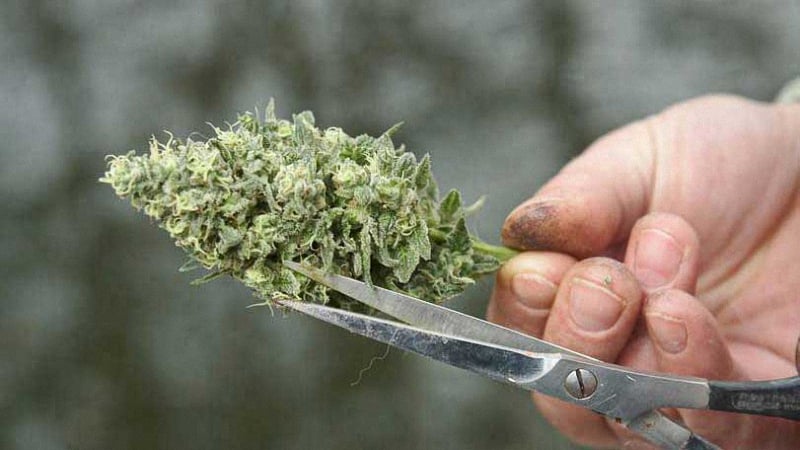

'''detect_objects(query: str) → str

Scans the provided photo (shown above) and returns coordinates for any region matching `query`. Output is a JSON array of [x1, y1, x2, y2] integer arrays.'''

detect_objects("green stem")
[[429, 228, 448, 243], [471, 238, 518, 264]]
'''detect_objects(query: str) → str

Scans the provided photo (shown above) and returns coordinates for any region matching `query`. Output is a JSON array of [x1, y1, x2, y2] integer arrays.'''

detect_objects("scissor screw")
[[564, 369, 597, 399]]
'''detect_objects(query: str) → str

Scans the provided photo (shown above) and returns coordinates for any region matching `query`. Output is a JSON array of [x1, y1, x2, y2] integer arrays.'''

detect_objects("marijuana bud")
[[101, 101, 515, 309]]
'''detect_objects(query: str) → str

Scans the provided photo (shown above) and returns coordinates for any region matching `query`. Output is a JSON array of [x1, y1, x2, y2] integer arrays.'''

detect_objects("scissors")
[[281, 261, 800, 450]]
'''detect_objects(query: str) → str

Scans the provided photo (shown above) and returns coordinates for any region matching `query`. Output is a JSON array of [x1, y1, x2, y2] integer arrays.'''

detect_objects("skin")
[[487, 95, 800, 449]]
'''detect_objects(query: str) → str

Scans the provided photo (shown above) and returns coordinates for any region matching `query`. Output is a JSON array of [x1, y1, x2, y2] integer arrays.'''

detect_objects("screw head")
[[564, 369, 597, 399]]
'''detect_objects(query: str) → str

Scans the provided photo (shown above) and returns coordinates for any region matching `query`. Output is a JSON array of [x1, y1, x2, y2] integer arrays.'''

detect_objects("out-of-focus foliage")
[[102, 103, 501, 308]]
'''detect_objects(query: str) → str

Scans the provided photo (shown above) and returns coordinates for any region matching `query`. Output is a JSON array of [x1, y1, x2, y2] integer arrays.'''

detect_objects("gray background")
[[2, 1, 799, 449]]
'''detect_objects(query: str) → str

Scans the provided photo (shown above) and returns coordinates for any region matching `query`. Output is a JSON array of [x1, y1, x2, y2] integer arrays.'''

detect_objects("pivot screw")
[[564, 369, 597, 399]]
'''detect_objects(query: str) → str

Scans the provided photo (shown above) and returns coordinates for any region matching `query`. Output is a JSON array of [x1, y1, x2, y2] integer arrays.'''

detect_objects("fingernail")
[[569, 278, 625, 332], [511, 272, 557, 310], [647, 314, 687, 354], [634, 229, 684, 289]]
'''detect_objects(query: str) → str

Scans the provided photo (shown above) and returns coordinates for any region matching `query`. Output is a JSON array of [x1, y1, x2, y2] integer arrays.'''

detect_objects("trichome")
[[101, 101, 516, 309]]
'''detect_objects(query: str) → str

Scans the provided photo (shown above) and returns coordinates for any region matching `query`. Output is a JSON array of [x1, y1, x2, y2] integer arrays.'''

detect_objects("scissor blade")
[[281, 300, 557, 387], [281, 300, 718, 450], [284, 261, 591, 359]]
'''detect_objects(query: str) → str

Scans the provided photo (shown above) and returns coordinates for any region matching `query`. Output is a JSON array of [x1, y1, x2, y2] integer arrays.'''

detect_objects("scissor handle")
[[682, 435, 723, 450], [708, 376, 800, 420]]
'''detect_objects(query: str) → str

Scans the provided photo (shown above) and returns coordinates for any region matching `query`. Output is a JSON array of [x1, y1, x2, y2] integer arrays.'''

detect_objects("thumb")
[[502, 119, 654, 258]]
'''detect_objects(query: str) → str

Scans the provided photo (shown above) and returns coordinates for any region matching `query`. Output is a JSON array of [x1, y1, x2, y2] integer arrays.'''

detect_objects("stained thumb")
[[502, 119, 655, 258]]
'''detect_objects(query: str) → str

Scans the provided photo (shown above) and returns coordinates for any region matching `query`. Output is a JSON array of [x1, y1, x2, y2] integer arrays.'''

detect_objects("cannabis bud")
[[101, 101, 515, 309]]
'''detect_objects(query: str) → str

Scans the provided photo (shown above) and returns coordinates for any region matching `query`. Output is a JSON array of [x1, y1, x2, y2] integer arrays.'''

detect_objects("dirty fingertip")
[[502, 197, 606, 258]]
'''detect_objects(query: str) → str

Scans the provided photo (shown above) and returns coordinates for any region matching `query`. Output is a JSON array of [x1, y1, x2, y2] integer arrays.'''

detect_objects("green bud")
[[100, 101, 516, 309]]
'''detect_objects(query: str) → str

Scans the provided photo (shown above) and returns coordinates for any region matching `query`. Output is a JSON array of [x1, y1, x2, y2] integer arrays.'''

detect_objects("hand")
[[487, 95, 800, 448]]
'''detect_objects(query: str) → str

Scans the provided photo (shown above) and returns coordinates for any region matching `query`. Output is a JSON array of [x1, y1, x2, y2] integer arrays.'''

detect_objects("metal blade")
[[281, 264, 717, 450], [284, 261, 592, 360], [281, 300, 558, 387]]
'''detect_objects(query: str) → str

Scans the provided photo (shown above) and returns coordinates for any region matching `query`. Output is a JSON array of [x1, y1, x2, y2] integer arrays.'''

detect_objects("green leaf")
[[191, 270, 225, 285], [178, 258, 202, 272], [217, 224, 243, 254], [293, 111, 316, 145], [413, 221, 431, 261], [414, 154, 433, 190], [359, 220, 373, 286], [382, 122, 404, 138], [449, 218, 471, 253], [463, 195, 486, 216], [439, 189, 463, 224], [394, 246, 419, 284], [265, 98, 276, 121]]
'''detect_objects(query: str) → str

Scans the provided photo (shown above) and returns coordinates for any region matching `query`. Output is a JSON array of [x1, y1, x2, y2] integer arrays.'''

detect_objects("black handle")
[[708, 376, 800, 420], [682, 434, 722, 450]]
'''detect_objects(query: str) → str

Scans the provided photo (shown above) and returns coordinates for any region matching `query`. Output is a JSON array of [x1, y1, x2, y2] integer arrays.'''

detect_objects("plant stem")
[[471, 238, 518, 264]]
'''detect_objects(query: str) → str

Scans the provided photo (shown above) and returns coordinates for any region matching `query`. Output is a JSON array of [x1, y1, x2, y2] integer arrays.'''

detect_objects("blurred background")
[[2, 1, 799, 449]]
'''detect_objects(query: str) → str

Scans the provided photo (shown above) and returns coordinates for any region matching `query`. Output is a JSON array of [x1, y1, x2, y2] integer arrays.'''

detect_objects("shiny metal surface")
[[564, 369, 597, 399], [625, 411, 721, 450], [531, 357, 709, 421], [281, 300, 559, 385], [280, 301, 711, 420], [284, 261, 591, 358], [283, 264, 718, 449]]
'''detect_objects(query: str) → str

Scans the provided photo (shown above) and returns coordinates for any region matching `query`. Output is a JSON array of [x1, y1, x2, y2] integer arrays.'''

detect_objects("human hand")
[[487, 95, 800, 448]]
